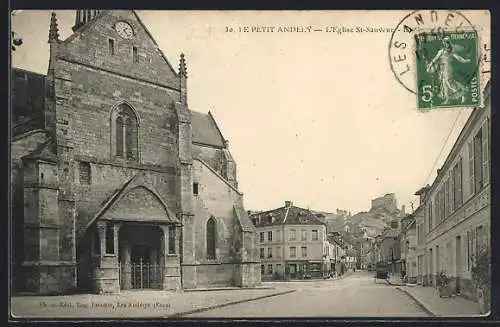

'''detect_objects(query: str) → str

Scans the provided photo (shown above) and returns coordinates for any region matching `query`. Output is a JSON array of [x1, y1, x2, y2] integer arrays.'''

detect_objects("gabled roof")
[[190, 110, 226, 148], [194, 158, 242, 195], [62, 10, 177, 77], [84, 172, 180, 233], [250, 205, 327, 228]]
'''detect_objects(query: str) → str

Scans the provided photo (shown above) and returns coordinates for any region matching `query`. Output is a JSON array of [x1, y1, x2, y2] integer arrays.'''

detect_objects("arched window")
[[112, 103, 138, 161], [206, 217, 217, 260]]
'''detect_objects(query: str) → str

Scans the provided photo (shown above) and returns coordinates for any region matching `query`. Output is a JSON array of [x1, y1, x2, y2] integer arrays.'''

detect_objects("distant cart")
[[374, 262, 388, 283]]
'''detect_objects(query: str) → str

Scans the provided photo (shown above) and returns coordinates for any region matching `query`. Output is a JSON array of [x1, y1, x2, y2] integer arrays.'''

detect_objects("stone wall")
[[58, 11, 179, 90], [73, 163, 177, 238], [192, 160, 243, 263], [19, 265, 77, 295], [53, 59, 179, 166], [192, 144, 223, 174], [195, 263, 235, 287]]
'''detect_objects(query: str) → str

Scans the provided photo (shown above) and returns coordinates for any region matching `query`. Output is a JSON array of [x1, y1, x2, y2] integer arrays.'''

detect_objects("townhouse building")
[[414, 187, 428, 285], [400, 214, 417, 283], [380, 228, 401, 274], [416, 81, 490, 300], [250, 201, 329, 280], [328, 233, 347, 276]]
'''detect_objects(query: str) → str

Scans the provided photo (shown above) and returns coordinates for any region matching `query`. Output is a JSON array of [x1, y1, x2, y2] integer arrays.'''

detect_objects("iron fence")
[[120, 260, 163, 289]]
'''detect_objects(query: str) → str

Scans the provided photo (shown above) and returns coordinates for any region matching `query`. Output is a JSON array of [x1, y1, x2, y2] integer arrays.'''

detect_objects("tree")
[[11, 10, 23, 51], [11, 31, 23, 51]]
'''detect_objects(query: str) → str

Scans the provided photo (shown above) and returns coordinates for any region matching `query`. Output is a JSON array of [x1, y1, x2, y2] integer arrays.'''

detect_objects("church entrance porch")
[[84, 220, 181, 294], [119, 224, 163, 290]]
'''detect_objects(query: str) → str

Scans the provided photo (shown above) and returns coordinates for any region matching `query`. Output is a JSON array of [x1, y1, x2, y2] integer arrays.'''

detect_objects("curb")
[[184, 286, 275, 292], [264, 273, 353, 283], [395, 286, 436, 317], [385, 279, 404, 286], [167, 289, 296, 318]]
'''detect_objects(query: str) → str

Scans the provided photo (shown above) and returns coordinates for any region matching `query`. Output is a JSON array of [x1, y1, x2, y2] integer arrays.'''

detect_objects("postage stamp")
[[388, 9, 489, 111], [415, 30, 480, 110]]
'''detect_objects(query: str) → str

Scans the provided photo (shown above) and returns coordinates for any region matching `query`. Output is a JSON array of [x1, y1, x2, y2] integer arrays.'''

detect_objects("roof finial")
[[179, 53, 187, 77], [48, 12, 59, 43]]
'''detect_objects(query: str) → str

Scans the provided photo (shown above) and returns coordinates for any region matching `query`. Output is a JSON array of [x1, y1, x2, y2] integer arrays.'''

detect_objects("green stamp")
[[416, 30, 480, 110]]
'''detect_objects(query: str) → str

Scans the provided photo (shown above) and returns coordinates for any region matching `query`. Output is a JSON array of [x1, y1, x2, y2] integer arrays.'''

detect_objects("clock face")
[[115, 21, 134, 39]]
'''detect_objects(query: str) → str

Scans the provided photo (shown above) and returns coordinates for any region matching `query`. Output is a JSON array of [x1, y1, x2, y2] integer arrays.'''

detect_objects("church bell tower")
[[72, 10, 102, 32]]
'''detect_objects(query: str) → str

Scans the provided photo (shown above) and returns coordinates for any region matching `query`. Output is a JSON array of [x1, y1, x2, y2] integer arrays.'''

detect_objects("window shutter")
[[468, 141, 474, 197], [441, 188, 445, 221], [457, 158, 463, 206], [450, 170, 455, 212], [482, 120, 490, 185]]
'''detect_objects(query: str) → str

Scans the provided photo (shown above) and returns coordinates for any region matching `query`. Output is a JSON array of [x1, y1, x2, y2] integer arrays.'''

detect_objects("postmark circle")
[[389, 10, 480, 96]]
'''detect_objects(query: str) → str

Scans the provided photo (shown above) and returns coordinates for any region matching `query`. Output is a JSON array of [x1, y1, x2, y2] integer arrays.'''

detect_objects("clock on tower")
[[115, 21, 134, 39]]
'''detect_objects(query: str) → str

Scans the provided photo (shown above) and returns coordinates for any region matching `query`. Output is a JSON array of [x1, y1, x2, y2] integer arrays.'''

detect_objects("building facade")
[[414, 190, 427, 285], [417, 81, 490, 300], [379, 228, 401, 274], [250, 201, 330, 280], [400, 214, 417, 283], [11, 10, 261, 295]]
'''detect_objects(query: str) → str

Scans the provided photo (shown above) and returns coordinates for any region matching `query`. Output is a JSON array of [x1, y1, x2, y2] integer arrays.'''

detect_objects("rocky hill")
[[348, 194, 405, 237]]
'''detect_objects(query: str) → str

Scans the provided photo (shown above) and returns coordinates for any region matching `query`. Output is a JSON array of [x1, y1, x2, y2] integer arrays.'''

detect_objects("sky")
[[11, 10, 491, 214]]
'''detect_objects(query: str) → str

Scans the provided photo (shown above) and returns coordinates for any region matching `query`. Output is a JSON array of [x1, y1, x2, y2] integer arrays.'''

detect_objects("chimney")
[[285, 201, 293, 208], [401, 205, 406, 215]]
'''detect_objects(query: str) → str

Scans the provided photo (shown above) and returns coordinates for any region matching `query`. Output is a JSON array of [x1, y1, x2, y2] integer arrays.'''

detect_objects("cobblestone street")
[[183, 271, 429, 318]]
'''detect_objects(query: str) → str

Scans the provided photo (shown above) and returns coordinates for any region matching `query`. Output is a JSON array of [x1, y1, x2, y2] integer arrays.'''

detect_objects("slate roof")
[[249, 205, 327, 228], [23, 139, 58, 163], [234, 205, 255, 232], [190, 110, 225, 148], [11, 68, 46, 135]]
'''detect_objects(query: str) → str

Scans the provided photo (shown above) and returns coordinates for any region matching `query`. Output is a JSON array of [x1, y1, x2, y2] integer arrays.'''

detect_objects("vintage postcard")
[[10, 10, 491, 320]]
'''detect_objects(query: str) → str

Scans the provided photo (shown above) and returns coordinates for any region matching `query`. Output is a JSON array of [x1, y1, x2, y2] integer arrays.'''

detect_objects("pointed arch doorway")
[[119, 224, 164, 290]]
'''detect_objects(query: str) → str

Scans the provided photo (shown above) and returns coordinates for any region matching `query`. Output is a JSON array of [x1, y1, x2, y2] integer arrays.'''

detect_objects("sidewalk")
[[11, 287, 294, 319], [395, 285, 482, 317], [264, 271, 354, 283]]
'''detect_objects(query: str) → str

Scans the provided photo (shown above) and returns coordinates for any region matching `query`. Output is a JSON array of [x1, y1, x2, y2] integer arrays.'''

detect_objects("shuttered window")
[[468, 141, 474, 196], [453, 158, 463, 208], [473, 130, 483, 192], [482, 119, 490, 185]]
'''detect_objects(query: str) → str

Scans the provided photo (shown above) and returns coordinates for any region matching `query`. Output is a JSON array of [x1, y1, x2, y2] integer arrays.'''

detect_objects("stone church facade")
[[11, 10, 261, 294]]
